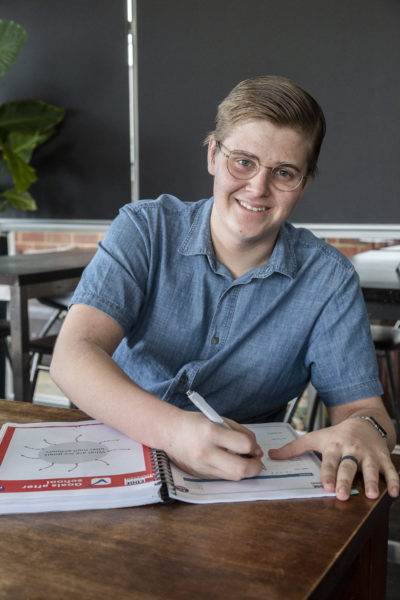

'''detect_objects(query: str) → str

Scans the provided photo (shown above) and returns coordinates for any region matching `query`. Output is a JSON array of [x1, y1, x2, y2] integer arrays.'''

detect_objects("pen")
[[186, 389, 232, 429], [186, 389, 266, 470]]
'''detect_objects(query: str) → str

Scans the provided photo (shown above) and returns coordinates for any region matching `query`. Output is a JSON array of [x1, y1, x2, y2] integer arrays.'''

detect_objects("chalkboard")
[[137, 0, 400, 225], [0, 0, 131, 220]]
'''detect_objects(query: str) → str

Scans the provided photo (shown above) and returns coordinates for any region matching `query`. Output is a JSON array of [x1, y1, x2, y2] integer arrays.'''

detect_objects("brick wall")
[[14, 231, 104, 253], [325, 238, 400, 258], [13, 230, 400, 257]]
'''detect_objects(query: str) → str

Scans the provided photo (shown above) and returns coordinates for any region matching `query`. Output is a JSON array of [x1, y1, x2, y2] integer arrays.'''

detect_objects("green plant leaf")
[[0, 20, 27, 80], [0, 20, 65, 212], [0, 189, 36, 211], [1, 142, 37, 192], [6, 130, 54, 162], [0, 100, 65, 133]]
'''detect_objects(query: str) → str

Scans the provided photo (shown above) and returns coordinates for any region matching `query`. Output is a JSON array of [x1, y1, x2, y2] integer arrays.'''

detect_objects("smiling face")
[[208, 118, 311, 267]]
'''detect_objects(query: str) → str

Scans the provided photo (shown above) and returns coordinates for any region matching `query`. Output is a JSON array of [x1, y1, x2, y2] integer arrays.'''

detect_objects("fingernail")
[[366, 487, 378, 498]]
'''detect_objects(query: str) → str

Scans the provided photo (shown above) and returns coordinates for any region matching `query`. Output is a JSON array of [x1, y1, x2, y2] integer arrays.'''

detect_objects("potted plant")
[[0, 19, 65, 212]]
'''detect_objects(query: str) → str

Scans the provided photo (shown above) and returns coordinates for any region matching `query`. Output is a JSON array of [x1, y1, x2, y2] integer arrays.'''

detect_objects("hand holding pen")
[[186, 390, 266, 471]]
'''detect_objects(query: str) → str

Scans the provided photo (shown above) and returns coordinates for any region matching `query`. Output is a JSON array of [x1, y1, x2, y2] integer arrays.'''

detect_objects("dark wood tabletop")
[[0, 248, 96, 285], [0, 400, 398, 600]]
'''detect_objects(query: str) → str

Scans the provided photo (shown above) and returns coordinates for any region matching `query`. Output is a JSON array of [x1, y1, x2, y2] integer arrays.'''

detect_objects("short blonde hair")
[[205, 75, 326, 176]]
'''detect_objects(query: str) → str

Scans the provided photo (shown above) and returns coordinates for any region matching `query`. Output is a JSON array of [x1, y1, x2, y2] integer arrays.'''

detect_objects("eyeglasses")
[[216, 141, 307, 192]]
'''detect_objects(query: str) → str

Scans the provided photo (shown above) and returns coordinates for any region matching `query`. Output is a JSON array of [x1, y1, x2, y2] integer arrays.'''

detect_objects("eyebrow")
[[231, 148, 302, 173]]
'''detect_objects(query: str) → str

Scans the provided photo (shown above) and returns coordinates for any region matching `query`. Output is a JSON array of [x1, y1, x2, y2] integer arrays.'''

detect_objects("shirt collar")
[[178, 197, 215, 259], [179, 197, 298, 280], [260, 223, 298, 279]]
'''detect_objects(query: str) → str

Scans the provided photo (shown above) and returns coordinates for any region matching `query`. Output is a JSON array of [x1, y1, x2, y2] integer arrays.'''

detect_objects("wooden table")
[[351, 249, 400, 320], [0, 250, 95, 402], [0, 400, 398, 600]]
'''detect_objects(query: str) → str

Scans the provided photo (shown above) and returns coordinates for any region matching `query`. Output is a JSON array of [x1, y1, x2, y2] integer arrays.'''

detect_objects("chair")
[[371, 323, 400, 438], [29, 334, 58, 399], [28, 294, 71, 400], [0, 318, 11, 356], [0, 319, 60, 402], [284, 384, 325, 432], [0, 292, 71, 402], [0, 319, 11, 396]]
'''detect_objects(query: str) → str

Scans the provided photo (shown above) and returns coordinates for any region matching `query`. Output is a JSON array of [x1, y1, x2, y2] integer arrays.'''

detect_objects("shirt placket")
[[205, 284, 240, 356], [164, 283, 242, 399]]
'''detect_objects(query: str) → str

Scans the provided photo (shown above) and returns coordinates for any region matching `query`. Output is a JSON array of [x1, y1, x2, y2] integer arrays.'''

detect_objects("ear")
[[207, 136, 217, 176]]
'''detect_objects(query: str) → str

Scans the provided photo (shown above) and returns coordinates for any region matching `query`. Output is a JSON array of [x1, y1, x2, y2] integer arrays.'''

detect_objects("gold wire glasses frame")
[[216, 141, 306, 192]]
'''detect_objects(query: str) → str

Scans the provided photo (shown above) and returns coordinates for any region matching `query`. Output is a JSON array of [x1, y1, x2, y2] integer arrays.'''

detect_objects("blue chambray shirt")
[[71, 194, 382, 423]]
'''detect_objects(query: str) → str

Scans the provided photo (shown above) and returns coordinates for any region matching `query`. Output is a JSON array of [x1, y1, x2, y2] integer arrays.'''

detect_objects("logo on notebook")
[[125, 474, 154, 486], [91, 477, 112, 486]]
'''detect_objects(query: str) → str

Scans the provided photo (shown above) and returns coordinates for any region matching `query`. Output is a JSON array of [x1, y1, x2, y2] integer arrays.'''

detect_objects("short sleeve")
[[71, 205, 151, 334], [306, 266, 383, 405]]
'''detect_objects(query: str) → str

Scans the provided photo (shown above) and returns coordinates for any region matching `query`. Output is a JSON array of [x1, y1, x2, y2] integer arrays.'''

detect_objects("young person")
[[51, 75, 399, 501]]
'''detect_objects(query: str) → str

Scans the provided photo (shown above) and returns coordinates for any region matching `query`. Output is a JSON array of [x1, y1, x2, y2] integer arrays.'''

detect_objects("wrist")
[[155, 405, 187, 453], [356, 415, 387, 439]]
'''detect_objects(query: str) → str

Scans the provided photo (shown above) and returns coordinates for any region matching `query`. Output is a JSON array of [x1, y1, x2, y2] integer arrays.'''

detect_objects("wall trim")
[[293, 223, 400, 240], [0, 219, 111, 233], [0, 219, 399, 241]]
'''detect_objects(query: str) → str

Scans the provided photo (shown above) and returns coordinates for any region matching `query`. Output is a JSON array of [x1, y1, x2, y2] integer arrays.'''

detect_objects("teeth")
[[237, 199, 267, 212]]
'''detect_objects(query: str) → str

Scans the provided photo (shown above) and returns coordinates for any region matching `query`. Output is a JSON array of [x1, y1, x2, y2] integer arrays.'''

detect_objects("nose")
[[245, 166, 273, 197]]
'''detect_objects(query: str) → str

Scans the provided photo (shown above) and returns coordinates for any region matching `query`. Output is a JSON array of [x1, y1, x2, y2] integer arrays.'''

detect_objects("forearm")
[[50, 337, 182, 452]]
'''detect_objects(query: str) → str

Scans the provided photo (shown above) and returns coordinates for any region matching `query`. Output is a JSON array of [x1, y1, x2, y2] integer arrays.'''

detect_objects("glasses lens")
[[227, 153, 259, 180], [222, 144, 304, 191], [271, 166, 302, 191]]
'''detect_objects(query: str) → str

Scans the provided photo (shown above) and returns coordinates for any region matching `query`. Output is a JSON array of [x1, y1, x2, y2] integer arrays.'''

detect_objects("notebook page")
[[168, 422, 335, 503]]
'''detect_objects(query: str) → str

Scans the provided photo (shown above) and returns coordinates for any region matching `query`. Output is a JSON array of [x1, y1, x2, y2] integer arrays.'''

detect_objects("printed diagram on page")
[[0, 423, 147, 479], [21, 434, 133, 473]]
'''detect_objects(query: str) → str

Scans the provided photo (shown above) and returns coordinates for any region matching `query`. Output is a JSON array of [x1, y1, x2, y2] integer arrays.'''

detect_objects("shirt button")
[[211, 336, 219, 344], [179, 373, 188, 384]]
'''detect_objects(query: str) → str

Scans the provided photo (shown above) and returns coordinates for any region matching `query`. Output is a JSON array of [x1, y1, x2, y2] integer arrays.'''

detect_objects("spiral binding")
[[150, 449, 176, 505]]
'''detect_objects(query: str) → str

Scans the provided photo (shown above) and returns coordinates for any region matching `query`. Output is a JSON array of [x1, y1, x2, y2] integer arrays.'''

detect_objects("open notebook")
[[0, 420, 335, 514]]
